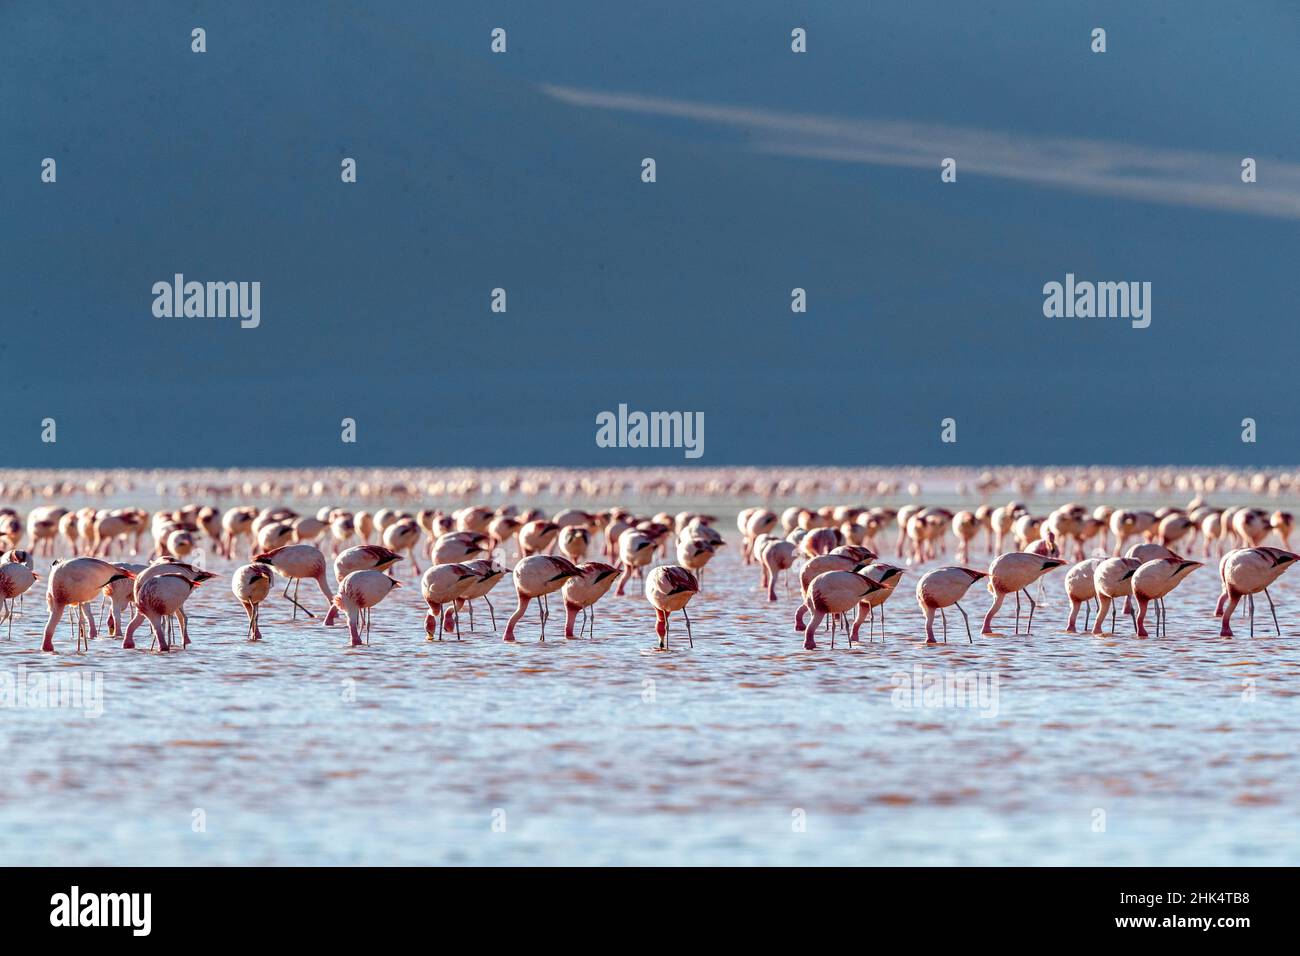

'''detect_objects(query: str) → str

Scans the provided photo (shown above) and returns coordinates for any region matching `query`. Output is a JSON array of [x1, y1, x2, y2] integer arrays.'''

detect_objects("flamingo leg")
[[1264, 587, 1280, 635], [282, 577, 316, 619], [956, 602, 972, 643]]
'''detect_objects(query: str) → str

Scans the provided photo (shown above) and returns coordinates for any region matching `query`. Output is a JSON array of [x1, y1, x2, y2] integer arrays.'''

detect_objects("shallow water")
[[2, 505, 1298, 865]]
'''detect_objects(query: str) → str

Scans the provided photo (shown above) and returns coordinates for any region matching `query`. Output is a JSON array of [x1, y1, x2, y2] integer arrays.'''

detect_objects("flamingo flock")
[[0, 487, 1294, 656]]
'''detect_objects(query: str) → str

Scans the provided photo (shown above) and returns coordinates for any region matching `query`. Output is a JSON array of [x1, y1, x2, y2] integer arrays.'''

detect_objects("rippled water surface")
[[3, 503, 1299, 865]]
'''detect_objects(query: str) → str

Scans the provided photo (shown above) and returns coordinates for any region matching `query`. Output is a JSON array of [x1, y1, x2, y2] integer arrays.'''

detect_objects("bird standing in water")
[[645, 564, 700, 651]]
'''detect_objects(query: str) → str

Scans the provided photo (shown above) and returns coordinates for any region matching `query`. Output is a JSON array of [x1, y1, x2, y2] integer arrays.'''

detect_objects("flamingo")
[[1091, 557, 1141, 635], [453, 559, 510, 633], [488, 515, 523, 555], [136, 573, 204, 652], [801, 570, 885, 650], [382, 518, 423, 573], [0, 562, 38, 639], [759, 536, 797, 601], [232, 563, 274, 641], [676, 535, 720, 588], [324, 545, 404, 626], [431, 531, 491, 565], [42, 557, 134, 652], [101, 561, 146, 638], [645, 564, 700, 651], [1131, 558, 1202, 637], [916, 566, 986, 643], [558, 526, 591, 563], [1063, 558, 1102, 632], [221, 506, 257, 559], [614, 530, 656, 596], [854, 562, 904, 641], [981, 553, 1066, 636], [123, 560, 218, 649], [502, 555, 583, 642], [421, 562, 482, 641], [952, 511, 978, 563], [743, 508, 779, 564], [794, 551, 871, 632], [519, 520, 560, 557], [329, 513, 357, 554], [562, 562, 620, 637], [1231, 508, 1270, 548], [1271, 510, 1295, 550], [292, 514, 328, 546], [800, 527, 841, 559], [333, 569, 402, 646], [1216, 547, 1300, 637], [254, 544, 334, 620]]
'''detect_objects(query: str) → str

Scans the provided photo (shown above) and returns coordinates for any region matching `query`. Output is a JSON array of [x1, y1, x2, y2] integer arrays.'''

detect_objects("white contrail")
[[541, 84, 1300, 219]]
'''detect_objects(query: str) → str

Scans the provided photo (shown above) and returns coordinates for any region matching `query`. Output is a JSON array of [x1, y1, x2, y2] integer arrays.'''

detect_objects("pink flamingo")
[[1131, 557, 1201, 637], [1091, 557, 1141, 635], [381, 518, 423, 573], [1216, 547, 1300, 637], [323, 545, 403, 626], [42, 557, 134, 652], [232, 563, 274, 641], [421, 562, 482, 641], [645, 564, 700, 650], [1062, 558, 1102, 633], [503, 555, 583, 642], [759, 537, 797, 601], [333, 569, 402, 646], [136, 573, 204, 652], [981, 553, 1066, 636], [916, 566, 986, 643], [562, 562, 620, 638], [801, 570, 885, 650], [0, 562, 38, 640], [255, 544, 334, 620]]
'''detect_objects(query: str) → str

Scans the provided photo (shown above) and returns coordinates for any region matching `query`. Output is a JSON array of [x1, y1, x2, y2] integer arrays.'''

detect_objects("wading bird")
[[1216, 547, 1300, 637], [800, 570, 885, 650], [1091, 557, 1141, 635], [421, 563, 482, 641], [981, 553, 1066, 636], [333, 569, 402, 646], [1131, 557, 1201, 637], [916, 566, 986, 643], [135, 573, 204, 652], [645, 564, 700, 651], [562, 562, 620, 638], [255, 544, 334, 620], [42, 558, 134, 652], [503, 555, 583, 642], [1062, 558, 1102, 633], [232, 563, 274, 641], [0, 562, 38, 640]]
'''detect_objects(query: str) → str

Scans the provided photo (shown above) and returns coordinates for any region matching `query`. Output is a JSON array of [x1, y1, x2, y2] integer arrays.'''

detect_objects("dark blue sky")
[[4, 1, 1297, 466]]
